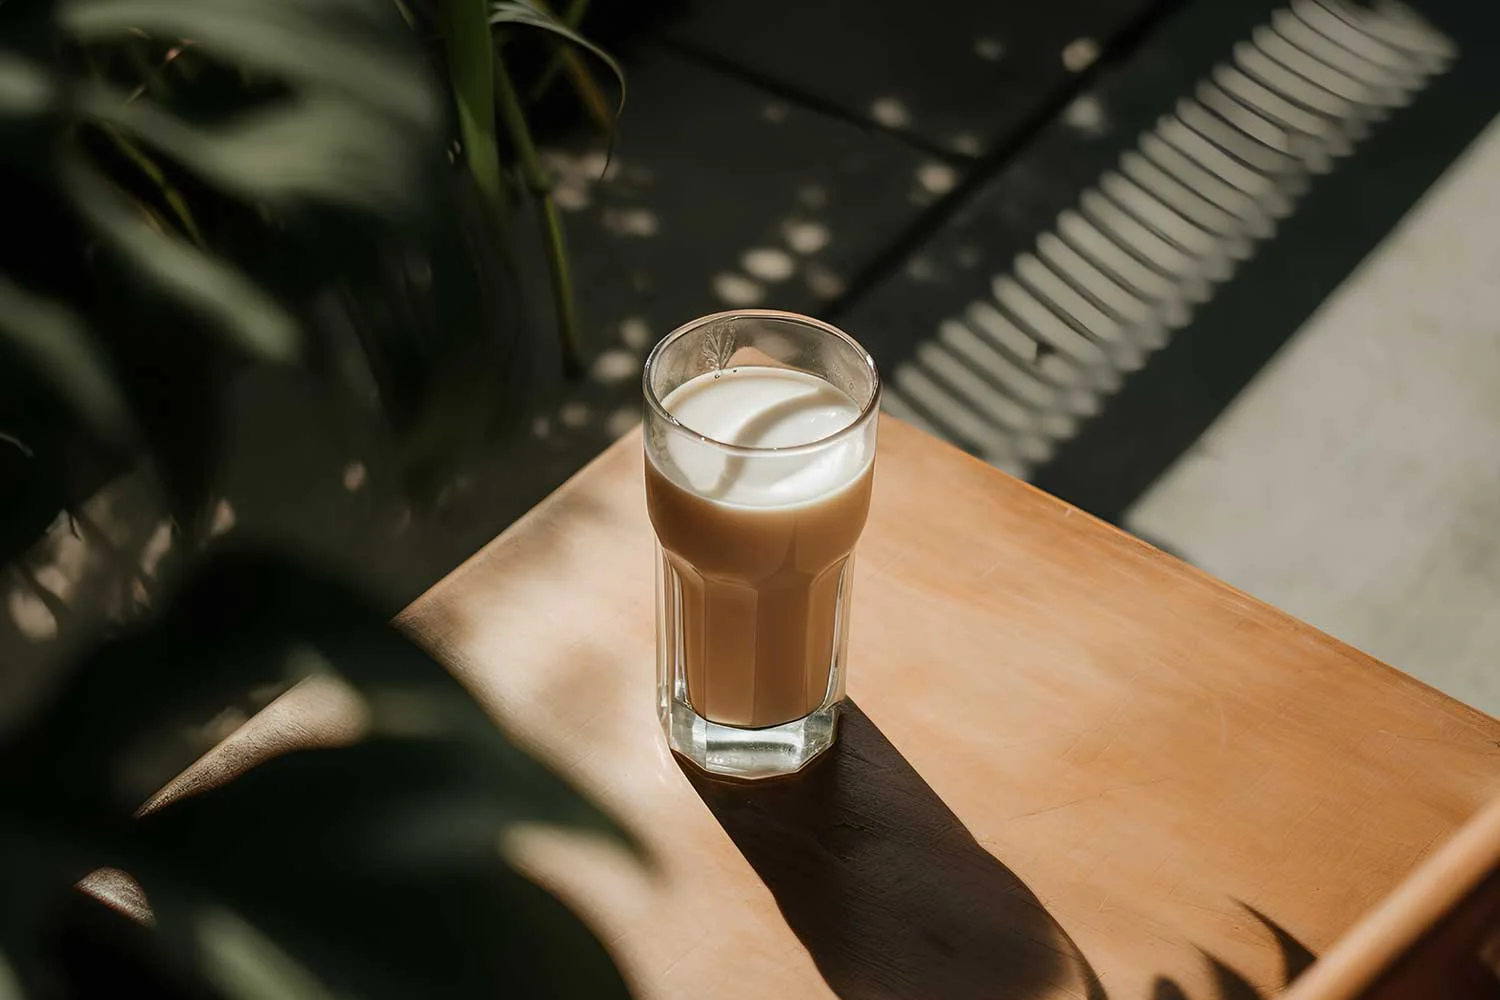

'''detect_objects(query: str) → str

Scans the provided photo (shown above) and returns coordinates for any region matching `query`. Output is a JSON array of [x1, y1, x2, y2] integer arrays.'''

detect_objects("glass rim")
[[642, 309, 882, 459]]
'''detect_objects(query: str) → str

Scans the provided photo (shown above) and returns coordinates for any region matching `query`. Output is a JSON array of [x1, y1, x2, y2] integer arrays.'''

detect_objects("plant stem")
[[559, 0, 591, 28], [441, 0, 507, 221], [527, 0, 592, 102], [560, 48, 614, 132], [538, 196, 582, 376], [494, 50, 583, 375]]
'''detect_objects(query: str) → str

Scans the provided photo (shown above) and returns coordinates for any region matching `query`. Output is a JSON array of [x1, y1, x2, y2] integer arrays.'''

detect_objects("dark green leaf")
[[144, 737, 627, 871], [135, 741, 634, 1000], [63, 158, 301, 363], [59, 0, 438, 130], [443, 0, 506, 215], [84, 85, 434, 220], [190, 907, 337, 1000], [13, 549, 635, 853], [0, 809, 122, 996], [5, 549, 638, 995], [0, 51, 54, 117], [0, 277, 133, 442], [0, 952, 24, 1000]]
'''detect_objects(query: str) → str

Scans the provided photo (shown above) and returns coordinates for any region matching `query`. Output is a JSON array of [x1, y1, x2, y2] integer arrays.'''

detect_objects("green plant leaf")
[[489, 0, 625, 126], [84, 84, 435, 221], [59, 0, 438, 130], [192, 907, 339, 1000], [0, 278, 133, 443], [443, 0, 506, 217], [0, 808, 122, 996], [493, 55, 584, 372], [0, 952, 23, 1000], [0, 51, 54, 117], [63, 157, 301, 363], [100, 125, 206, 246], [134, 741, 635, 1000], [525, 0, 594, 104], [11, 549, 636, 853], [522, 0, 616, 135], [3, 548, 639, 995]]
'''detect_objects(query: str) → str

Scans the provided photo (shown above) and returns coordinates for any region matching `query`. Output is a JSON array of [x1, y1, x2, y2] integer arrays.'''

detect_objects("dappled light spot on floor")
[[209, 499, 236, 538], [869, 96, 911, 129], [552, 184, 591, 211], [762, 102, 789, 123], [602, 207, 659, 238], [797, 184, 827, 209], [916, 162, 959, 196], [33, 560, 75, 605], [140, 520, 173, 578], [804, 263, 845, 299], [951, 132, 984, 156], [619, 316, 652, 351], [531, 415, 551, 440], [541, 149, 619, 212], [1064, 94, 1108, 135], [1062, 37, 1100, 73], [905, 256, 940, 282], [782, 219, 830, 255], [742, 247, 796, 282], [577, 150, 609, 178], [973, 37, 1005, 62], [591, 349, 641, 385], [8, 584, 57, 642], [343, 461, 367, 492], [605, 407, 640, 440], [560, 402, 590, 429], [713, 272, 766, 306]]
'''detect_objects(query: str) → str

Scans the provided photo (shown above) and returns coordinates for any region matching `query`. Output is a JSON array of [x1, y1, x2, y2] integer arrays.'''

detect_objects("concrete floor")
[[1128, 114, 1500, 717]]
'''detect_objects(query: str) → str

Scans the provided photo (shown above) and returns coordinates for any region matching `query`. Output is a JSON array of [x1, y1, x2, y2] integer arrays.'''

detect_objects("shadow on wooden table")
[[681, 703, 1323, 999], [679, 700, 1107, 1000], [1152, 905, 1316, 1000]]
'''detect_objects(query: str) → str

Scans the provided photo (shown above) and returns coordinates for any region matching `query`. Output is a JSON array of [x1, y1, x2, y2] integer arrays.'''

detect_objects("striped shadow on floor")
[[878, 0, 1455, 478]]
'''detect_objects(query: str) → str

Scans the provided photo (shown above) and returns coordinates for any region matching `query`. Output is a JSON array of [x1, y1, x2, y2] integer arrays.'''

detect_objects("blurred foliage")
[[427, 0, 624, 375], [2, 551, 637, 999], [0, 0, 634, 996]]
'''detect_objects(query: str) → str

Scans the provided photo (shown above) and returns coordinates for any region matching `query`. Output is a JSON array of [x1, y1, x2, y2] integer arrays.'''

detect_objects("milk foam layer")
[[660, 366, 868, 506]]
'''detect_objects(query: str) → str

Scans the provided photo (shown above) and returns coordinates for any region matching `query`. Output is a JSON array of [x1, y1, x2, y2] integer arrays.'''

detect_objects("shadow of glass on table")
[[678, 699, 1107, 1000]]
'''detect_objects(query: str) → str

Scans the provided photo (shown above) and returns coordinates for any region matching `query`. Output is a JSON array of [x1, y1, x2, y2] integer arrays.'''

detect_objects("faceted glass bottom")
[[663, 695, 840, 780]]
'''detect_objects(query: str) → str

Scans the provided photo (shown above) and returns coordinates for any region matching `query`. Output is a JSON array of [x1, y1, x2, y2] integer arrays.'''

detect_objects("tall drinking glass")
[[643, 310, 880, 779]]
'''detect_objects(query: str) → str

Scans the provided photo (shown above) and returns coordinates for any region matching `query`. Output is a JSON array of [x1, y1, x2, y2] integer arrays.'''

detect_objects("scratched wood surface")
[[169, 417, 1500, 999]]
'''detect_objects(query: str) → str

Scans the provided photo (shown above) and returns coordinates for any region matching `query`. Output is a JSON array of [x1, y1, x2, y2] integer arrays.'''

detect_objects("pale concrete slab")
[[1127, 114, 1500, 717]]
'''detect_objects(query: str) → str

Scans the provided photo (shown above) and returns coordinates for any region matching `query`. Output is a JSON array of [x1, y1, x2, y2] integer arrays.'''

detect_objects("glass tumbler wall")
[[643, 310, 880, 779]]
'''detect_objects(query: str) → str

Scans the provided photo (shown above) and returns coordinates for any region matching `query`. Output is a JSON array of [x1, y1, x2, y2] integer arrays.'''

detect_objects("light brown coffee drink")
[[646, 366, 873, 727], [645, 310, 879, 779]]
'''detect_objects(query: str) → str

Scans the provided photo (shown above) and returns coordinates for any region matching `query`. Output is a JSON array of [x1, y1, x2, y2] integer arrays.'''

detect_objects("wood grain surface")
[[170, 417, 1500, 999], [1281, 793, 1500, 1000]]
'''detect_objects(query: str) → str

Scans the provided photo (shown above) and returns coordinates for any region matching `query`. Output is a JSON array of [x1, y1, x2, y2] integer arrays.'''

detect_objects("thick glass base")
[[663, 695, 840, 780]]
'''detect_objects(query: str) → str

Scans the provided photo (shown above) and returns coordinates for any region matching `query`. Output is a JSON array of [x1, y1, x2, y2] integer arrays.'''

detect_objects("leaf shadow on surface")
[[681, 700, 1325, 1000], [1152, 903, 1317, 1000], [680, 699, 1106, 1000]]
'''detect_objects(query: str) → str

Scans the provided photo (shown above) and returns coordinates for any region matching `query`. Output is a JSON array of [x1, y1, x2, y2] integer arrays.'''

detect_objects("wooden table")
[[178, 418, 1500, 998]]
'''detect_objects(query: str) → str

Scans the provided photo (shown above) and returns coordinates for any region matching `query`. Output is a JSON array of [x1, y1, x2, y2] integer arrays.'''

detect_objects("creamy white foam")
[[659, 366, 868, 507]]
